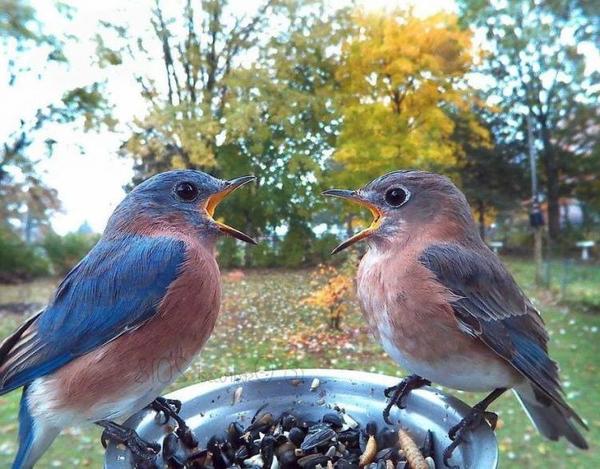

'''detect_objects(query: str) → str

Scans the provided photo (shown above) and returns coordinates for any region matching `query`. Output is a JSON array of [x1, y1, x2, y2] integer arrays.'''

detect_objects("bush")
[[0, 228, 50, 282], [302, 251, 358, 329], [217, 237, 243, 268], [278, 223, 316, 268], [307, 233, 348, 266], [42, 231, 100, 276]]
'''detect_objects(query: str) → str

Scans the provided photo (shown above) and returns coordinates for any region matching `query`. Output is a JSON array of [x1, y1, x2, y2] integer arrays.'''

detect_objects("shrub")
[[42, 231, 100, 276], [302, 252, 358, 329], [0, 227, 50, 281]]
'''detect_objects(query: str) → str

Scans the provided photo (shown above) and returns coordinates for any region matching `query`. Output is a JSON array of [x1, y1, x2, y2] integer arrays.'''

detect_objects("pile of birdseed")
[[156, 407, 436, 469]]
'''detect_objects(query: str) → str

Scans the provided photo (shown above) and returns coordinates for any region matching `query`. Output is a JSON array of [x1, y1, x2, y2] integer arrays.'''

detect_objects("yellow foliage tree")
[[332, 9, 484, 187]]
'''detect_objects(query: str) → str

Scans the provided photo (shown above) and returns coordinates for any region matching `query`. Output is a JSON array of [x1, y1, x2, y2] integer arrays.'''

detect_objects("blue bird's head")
[[106, 170, 257, 244]]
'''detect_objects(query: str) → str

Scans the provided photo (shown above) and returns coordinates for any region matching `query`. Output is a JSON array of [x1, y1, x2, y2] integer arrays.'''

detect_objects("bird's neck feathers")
[[103, 201, 218, 250], [374, 202, 482, 254]]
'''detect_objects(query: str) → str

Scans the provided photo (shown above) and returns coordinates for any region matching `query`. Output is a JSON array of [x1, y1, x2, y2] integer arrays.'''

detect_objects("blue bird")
[[324, 171, 587, 467], [0, 170, 256, 468]]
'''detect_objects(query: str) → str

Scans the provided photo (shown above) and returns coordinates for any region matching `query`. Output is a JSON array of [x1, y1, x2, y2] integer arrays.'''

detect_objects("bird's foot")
[[150, 396, 182, 424], [98, 420, 160, 465], [442, 387, 506, 467], [382, 374, 431, 424], [442, 406, 498, 468], [151, 396, 198, 449]]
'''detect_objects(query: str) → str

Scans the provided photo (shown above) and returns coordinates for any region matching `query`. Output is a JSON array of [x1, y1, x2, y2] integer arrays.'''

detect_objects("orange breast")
[[357, 243, 509, 368], [45, 241, 221, 418]]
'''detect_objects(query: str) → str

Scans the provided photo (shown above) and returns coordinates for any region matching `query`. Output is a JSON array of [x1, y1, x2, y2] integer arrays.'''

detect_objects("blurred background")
[[0, 0, 598, 467]]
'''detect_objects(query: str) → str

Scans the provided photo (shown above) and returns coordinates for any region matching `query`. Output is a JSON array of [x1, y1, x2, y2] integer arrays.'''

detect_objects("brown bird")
[[323, 170, 587, 466]]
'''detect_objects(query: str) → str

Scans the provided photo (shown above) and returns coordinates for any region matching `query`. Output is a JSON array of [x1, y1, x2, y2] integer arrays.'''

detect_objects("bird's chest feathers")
[[157, 242, 221, 348], [357, 247, 451, 360]]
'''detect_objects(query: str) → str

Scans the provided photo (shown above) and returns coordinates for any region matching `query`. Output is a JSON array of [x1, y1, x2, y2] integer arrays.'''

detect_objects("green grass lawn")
[[0, 258, 598, 467]]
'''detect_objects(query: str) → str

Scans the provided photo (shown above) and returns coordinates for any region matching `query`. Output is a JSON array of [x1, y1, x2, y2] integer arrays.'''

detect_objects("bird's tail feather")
[[514, 384, 588, 450], [13, 386, 60, 469]]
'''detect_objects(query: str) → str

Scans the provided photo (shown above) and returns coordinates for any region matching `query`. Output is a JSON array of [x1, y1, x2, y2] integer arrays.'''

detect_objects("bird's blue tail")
[[13, 386, 60, 469]]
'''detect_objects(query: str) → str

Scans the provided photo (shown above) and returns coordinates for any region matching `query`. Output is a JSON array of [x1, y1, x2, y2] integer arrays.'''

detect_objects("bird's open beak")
[[204, 175, 257, 244], [322, 189, 383, 254]]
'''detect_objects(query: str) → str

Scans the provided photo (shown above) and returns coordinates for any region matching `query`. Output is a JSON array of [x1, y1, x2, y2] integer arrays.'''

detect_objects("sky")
[[2, 0, 456, 235]]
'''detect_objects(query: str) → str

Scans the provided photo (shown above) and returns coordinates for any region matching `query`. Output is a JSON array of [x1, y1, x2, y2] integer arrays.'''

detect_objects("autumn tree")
[[303, 253, 357, 330], [458, 0, 599, 240], [331, 10, 482, 190]]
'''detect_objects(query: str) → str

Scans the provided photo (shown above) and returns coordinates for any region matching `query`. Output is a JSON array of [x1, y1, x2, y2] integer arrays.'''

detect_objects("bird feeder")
[[104, 369, 498, 469], [575, 241, 595, 261]]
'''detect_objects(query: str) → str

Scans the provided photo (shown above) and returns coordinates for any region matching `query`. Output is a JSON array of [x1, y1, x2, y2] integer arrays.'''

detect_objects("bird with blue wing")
[[324, 170, 587, 467], [0, 170, 256, 468]]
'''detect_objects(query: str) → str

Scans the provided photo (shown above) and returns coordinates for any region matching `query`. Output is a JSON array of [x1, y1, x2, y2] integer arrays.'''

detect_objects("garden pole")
[[527, 113, 544, 286]]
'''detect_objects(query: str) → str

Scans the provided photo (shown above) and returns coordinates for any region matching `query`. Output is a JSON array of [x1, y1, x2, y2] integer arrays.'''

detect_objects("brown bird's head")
[[323, 170, 478, 254]]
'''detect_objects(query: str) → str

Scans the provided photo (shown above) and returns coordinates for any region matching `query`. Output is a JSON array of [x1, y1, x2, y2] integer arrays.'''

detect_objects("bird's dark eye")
[[175, 182, 198, 201], [384, 187, 408, 207]]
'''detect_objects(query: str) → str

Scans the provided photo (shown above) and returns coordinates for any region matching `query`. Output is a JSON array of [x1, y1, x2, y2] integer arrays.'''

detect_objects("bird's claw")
[[382, 374, 431, 424], [151, 397, 182, 425], [443, 406, 498, 467], [151, 396, 198, 449], [98, 421, 160, 465]]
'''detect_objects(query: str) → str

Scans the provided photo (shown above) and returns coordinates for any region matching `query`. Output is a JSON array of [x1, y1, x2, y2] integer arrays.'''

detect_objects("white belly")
[[26, 357, 192, 428], [378, 327, 519, 392]]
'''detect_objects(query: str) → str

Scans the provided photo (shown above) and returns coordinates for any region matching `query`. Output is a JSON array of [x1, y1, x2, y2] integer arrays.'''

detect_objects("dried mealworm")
[[358, 434, 377, 467], [398, 430, 428, 469]]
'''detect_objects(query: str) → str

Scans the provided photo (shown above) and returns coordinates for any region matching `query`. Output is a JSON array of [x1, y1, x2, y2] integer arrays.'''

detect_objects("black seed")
[[338, 429, 359, 448], [420, 430, 434, 459], [365, 422, 377, 436], [245, 413, 275, 434], [234, 445, 249, 462], [185, 448, 209, 468], [300, 420, 317, 431], [228, 421, 244, 446], [207, 433, 226, 453], [375, 448, 398, 462], [298, 453, 330, 469], [322, 413, 343, 430], [376, 429, 398, 450], [300, 428, 336, 451], [308, 423, 333, 434], [261, 435, 277, 469], [277, 445, 300, 469], [335, 458, 359, 469], [281, 413, 299, 431], [289, 427, 307, 447]]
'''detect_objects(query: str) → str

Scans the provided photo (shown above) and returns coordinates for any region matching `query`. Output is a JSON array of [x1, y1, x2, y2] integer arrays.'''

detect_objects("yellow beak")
[[204, 175, 257, 244], [322, 189, 382, 254]]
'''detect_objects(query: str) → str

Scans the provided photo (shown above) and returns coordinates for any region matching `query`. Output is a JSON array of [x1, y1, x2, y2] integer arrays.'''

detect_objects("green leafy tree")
[[98, 0, 350, 266], [451, 109, 528, 240], [1, 1, 113, 238], [458, 0, 599, 240]]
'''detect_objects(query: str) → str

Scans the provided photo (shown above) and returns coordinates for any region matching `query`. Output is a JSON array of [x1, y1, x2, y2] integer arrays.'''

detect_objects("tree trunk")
[[539, 120, 561, 240], [477, 199, 486, 241]]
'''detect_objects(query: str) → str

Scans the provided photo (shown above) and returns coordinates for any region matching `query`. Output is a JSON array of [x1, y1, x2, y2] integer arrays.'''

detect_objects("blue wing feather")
[[0, 235, 185, 394], [419, 243, 586, 426]]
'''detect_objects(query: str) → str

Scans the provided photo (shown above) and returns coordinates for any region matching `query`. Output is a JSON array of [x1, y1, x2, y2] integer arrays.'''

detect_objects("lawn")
[[0, 258, 598, 468]]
